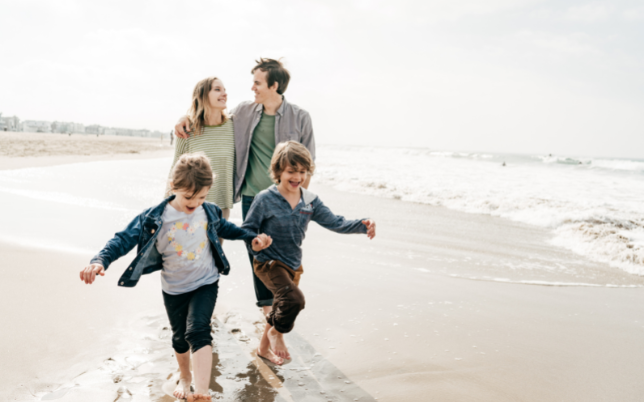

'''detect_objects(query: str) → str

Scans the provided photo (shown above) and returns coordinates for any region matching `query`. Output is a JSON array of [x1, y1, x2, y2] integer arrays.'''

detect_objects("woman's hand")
[[362, 219, 376, 239], [174, 116, 192, 139], [252, 234, 273, 251], [80, 263, 105, 284]]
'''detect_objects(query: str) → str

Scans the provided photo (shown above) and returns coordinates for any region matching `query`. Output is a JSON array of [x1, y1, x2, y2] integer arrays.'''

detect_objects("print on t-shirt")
[[166, 219, 208, 261]]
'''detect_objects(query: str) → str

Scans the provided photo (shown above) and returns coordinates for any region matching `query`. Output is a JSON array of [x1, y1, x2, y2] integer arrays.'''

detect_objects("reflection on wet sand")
[[36, 314, 374, 402]]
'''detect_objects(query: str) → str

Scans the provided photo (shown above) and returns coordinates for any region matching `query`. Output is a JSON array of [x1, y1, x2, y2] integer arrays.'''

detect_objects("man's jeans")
[[242, 195, 274, 307]]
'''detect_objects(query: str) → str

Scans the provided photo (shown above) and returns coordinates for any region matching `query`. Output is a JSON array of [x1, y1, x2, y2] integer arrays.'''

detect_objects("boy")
[[241, 141, 376, 365]]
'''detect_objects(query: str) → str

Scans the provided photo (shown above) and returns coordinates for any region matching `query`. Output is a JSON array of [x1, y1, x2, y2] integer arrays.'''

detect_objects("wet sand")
[[2, 151, 644, 401], [220, 185, 644, 402]]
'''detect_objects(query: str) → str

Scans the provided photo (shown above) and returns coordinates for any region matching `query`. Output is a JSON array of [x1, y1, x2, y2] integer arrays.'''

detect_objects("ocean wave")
[[538, 155, 587, 165], [315, 146, 644, 276], [588, 158, 644, 172], [537, 154, 644, 172]]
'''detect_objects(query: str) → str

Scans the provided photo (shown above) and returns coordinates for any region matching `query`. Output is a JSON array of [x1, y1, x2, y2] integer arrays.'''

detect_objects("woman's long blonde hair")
[[188, 77, 229, 136]]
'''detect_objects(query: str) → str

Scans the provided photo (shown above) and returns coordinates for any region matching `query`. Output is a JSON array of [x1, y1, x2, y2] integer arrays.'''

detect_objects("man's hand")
[[80, 263, 105, 284], [362, 219, 376, 239], [174, 116, 192, 139], [252, 234, 273, 252]]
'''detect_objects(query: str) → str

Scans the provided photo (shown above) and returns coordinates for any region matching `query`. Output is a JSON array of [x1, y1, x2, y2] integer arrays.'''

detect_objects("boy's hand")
[[80, 263, 105, 284], [252, 234, 273, 251], [174, 116, 192, 139], [362, 219, 376, 239]]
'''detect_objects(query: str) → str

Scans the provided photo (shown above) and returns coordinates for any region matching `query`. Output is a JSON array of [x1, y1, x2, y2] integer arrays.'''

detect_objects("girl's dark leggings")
[[162, 281, 219, 354]]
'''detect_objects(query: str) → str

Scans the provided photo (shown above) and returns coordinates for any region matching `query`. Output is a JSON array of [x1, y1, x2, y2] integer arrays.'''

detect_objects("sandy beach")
[[0, 132, 173, 170], [1, 136, 643, 402]]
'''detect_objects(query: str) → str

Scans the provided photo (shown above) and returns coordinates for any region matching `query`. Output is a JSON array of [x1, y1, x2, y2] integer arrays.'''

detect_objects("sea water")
[[0, 145, 642, 277], [0, 158, 172, 254], [314, 146, 644, 276]]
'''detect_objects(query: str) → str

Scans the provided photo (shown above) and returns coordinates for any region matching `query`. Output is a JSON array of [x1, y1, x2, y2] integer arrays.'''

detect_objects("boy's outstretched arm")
[[311, 199, 373, 236]]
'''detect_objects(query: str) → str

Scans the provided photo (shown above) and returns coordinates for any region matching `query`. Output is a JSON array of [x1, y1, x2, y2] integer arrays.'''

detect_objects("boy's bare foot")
[[173, 376, 192, 400], [192, 391, 212, 401], [257, 347, 284, 365], [267, 327, 290, 359]]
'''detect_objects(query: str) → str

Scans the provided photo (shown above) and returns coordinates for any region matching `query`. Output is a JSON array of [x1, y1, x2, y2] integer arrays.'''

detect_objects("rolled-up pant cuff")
[[256, 298, 274, 307], [172, 343, 190, 354], [187, 337, 212, 353], [267, 316, 294, 334]]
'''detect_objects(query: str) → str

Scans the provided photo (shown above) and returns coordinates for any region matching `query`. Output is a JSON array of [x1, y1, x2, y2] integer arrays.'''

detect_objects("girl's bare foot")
[[173, 376, 192, 400], [267, 327, 290, 359], [257, 347, 284, 365]]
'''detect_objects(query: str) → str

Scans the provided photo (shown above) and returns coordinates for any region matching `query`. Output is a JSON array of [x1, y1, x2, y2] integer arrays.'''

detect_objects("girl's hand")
[[362, 219, 376, 239], [252, 234, 272, 251], [80, 263, 105, 284]]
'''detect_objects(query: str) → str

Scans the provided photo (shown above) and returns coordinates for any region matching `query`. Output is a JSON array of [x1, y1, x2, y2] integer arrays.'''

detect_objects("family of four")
[[79, 58, 376, 401]]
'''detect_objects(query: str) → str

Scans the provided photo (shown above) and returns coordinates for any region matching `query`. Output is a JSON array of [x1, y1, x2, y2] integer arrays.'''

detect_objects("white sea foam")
[[315, 146, 644, 276]]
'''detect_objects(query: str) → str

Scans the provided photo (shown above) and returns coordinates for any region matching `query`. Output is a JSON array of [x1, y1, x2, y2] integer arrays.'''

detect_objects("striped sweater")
[[169, 119, 235, 209]]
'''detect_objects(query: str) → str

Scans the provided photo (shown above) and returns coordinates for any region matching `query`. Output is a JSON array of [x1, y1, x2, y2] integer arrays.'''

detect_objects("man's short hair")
[[252, 58, 290, 95], [269, 141, 315, 184]]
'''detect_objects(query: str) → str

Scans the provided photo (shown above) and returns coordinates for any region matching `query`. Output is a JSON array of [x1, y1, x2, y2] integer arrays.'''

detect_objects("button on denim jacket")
[[90, 195, 256, 288]]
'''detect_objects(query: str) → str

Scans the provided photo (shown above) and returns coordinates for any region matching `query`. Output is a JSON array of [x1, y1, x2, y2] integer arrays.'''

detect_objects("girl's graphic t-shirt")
[[156, 204, 219, 295]]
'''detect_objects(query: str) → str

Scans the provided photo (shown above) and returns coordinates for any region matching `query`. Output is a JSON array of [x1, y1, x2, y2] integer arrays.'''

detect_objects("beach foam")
[[314, 146, 644, 275]]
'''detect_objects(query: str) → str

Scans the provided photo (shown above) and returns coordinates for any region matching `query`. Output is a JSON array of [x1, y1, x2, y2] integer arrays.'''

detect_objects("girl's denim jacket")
[[90, 195, 256, 288]]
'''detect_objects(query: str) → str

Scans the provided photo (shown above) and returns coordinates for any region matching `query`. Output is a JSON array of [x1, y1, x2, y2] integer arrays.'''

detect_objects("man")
[[174, 58, 315, 364]]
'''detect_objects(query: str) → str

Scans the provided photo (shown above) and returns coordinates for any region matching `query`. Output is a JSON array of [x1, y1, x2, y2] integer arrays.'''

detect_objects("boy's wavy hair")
[[188, 77, 230, 136], [251, 58, 290, 95], [170, 153, 214, 198], [269, 141, 315, 184]]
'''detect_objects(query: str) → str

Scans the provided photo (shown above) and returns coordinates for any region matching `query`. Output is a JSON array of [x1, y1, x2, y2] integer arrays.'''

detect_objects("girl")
[[168, 77, 235, 225], [80, 153, 272, 401]]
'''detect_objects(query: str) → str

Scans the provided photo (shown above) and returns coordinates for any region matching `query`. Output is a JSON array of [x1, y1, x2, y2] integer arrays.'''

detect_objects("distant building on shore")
[[1, 113, 166, 138], [21, 120, 52, 133], [85, 124, 104, 135], [0, 114, 20, 131], [51, 121, 85, 134]]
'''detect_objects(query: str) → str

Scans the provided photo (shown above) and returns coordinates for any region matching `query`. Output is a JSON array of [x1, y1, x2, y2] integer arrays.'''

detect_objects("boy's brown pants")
[[253, 259, 305, 334]]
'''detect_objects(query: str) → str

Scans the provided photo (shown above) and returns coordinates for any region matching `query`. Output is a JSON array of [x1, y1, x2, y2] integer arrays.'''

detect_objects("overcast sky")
[[1, 0, 642, 158]]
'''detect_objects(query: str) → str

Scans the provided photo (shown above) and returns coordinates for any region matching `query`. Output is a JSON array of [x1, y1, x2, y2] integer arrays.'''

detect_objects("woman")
[[168, 77, 235, 224]]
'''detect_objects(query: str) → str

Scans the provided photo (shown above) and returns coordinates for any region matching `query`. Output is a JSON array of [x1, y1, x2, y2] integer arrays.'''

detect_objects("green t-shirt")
[[241, 114, 276, 197]]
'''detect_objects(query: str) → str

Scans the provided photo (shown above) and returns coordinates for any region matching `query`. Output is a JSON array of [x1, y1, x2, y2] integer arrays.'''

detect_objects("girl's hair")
[[188, 77, 229, 136], [269, 141, 315, 183], [170, 153, 214, 197]]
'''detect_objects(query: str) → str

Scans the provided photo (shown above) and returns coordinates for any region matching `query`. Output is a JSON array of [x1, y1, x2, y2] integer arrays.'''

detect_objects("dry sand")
[[1, 147, 643, 401], [0, 131, 173, 170]]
